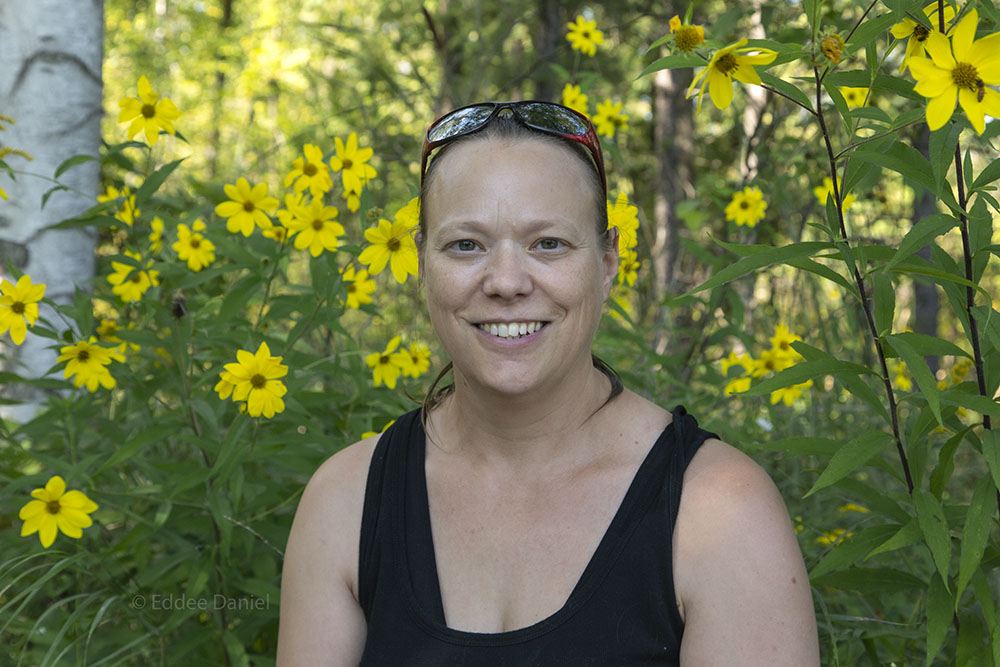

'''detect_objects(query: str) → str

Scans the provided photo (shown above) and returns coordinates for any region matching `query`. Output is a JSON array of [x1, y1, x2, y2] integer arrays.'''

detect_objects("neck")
[[428, 360, 616, 470]]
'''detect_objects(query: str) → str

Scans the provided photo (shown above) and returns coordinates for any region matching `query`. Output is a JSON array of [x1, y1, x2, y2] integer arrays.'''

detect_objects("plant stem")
[[813, 67, 914, 493]]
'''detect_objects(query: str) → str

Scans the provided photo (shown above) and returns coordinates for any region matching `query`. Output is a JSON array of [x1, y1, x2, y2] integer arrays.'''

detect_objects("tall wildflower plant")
[[642, 0, 999, 662]]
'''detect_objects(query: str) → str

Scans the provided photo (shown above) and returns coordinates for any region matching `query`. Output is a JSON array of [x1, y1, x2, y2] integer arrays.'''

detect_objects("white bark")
[[0, 0, 103, 422]]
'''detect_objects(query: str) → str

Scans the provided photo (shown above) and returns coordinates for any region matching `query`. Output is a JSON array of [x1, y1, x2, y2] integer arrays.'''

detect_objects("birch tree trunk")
[[0, 0, 103, 422]]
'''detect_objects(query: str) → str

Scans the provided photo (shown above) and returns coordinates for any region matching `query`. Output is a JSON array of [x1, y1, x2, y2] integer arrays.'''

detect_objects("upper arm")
[[673, 440, 820, 666], [276, 436, 379, 667]]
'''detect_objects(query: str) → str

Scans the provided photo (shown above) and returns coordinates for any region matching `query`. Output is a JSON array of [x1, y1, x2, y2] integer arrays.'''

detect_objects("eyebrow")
[[441, 218, 572, 234]]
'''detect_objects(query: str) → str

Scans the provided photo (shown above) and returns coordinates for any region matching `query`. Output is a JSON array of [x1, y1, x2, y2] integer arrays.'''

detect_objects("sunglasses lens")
[[518, 102, 590, 136], [426, 105, 496, 143]]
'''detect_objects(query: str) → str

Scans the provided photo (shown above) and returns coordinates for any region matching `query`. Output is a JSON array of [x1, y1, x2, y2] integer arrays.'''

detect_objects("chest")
[[423, 443, 650, 633]]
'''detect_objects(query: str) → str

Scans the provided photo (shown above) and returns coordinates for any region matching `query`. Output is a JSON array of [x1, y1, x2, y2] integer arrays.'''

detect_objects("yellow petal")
[[950, 9, 977, 63], [958, 87, 986, 134], [925, 88, 956, 130], [923, 31, 955, 70]]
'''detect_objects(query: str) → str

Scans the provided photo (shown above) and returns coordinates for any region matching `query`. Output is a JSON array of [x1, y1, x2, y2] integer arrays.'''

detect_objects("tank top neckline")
[[393, 411, 679, 646]]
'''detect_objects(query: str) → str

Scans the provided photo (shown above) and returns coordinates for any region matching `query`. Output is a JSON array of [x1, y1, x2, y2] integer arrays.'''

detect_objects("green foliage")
[[2, 0, 999, 664]]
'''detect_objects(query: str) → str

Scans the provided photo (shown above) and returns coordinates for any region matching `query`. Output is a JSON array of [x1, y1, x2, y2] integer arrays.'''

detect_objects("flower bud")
[[821, 33, 845, 64]]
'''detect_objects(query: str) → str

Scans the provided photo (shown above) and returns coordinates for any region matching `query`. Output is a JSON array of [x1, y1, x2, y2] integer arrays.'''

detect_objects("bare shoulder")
[[673, 437, 820, 666], [276, 433, 381, 666]]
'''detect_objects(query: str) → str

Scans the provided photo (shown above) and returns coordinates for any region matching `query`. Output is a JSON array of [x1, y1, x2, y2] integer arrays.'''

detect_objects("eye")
[[448, 239, 481, 252], [535, 238, 566, 251]]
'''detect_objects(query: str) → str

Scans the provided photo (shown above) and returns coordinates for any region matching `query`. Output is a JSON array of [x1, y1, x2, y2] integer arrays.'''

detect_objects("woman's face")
[[420, 137, 618, 399]]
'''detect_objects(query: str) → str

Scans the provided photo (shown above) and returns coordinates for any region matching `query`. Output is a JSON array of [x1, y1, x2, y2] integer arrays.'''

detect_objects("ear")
[[602, 227, 619, 299]]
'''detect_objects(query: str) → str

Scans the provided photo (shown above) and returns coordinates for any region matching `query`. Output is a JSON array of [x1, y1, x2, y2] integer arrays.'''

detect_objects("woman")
[[277, 101, 820, 665]]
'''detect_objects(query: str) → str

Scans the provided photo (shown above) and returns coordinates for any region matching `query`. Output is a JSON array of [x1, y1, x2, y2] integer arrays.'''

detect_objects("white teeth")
[[477, 321, 546, 339]]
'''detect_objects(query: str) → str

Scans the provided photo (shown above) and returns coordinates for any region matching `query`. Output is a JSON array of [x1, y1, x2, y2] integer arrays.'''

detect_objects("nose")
[[482, 241, 533, 299]]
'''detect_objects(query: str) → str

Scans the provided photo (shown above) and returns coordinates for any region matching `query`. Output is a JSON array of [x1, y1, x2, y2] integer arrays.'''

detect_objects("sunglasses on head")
[[420, 101, 607, 197]]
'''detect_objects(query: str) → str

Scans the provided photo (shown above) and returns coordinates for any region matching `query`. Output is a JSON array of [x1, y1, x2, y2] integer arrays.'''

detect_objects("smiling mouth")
[[475, 321, 549, 340]]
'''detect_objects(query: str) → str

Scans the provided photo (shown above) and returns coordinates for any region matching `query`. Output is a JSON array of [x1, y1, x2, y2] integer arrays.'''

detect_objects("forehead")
[[423, 137, 596, 233]]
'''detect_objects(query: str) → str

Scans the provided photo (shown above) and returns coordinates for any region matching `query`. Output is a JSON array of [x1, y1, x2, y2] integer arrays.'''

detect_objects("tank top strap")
[[358, 408, 422, 616], [662, 404, 719, 533]]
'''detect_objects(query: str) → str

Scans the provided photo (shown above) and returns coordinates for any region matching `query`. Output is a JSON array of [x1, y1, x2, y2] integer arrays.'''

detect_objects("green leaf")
[[135, 158, 185, 203], [785, 257, 857, 293], [885, 333, 942, 425], [927, 573, 953, 666], [873, 270, 894, 336], [867, 518, 922, 558], [811, 566, 925, 593], [940, 388, 1000, 420], [740, 359, 877, 398], [957, 475, 996, 600], [53, 154, 98, 179], [983, 431, 1000, 501], [810, 524, 900, 579], [747, 437, 841, 456], [635, 53, 703, 79], [972, 306, 1000, 355], [98, 424, 177, 472], [914, 488, 952, 587], [970, 156, 1000, 192], [930, 427, 970, 497], [929, 123, 963, 190], [760, 71, 814, 111], [845, 13, 897, 52], [887, 213, 960, 269], [805, 430, 893, 497], [683, 241, 833, 296], [851, 142, 961, 212], [216, 273, 262, 322]]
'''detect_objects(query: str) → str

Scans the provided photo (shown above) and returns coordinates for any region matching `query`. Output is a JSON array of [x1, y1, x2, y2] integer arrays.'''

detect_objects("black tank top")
[[357, 405, 717, 666]]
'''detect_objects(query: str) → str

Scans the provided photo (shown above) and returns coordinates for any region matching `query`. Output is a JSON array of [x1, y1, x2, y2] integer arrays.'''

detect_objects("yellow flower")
[[342, 186, 362, 213], [173, 219, 215, 271], [820, 33, 845, 64], [951, 358, 972, 382], [402, 342, 432, 378], [720, 351, 753, 376], [724, 376, 752, 396], [0, 184, 6, 200], [359, 218, 419, 284], [365, 336, 410, 389], [96, 317, 139, 354], [342, 265, 376, 309], [566, 15, 604, 56], [838, 503, 869, 513], [813, 176, 855, 210], [284, 144, 332, 196], [891, 2, 955, 73], [19, 476, 98, 548], [617, 247, 640, 286], [148, 216, 164, 252], [215, 177, 279, 236], [669, 15, 705, 52], [751, 347, 795, 378], [890, 359, 912, 392], [840, 86, 868, 109], [770, 380, 813, 406], [97, 185, 140, 226], [107, 251, 159, 302], [262, 224, 290, 244], [361, 419, 396, 439], [724, 186, 767, 227], [909, 10, 1000, 135], [284, 197, 344, 257], [393, 197, 421, 230], [816, 527, 851, 546], [562, 83, 589, 116], [592, 99, 629, 138], [688, 38, 777, 111], [769, 324, 803, 358], [0, 275, 45, 345], [214, 370, 236, 400], [607, 191, 639, 252], [57, 337, 124, 391], [221, 341, 289, 418], [117, 75, 181, 145], [329, 132, 377, 194]]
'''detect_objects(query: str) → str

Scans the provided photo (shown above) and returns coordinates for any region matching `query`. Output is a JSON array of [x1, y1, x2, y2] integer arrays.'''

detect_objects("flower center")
[[11, 300, 25, 314], [740, 200, 750, 209], [715, 53, 739, 76], [343, 158, 353, 170], [347, 284, 356, 293], [141, 104, 156, 118], [47, 500, 61, 514], [952, 62, 980, 92], [312, 219, 324, 230], [582, 30, 591, 39], [77, 349, 90, 362], [304, 163, 318, 177], [190, 237, 201, 248], [131, 274, 142, 283], [251, 373, 267, 389], [913, 24, 930, 42], [675, 26, 702, 52], [243, 201, 256, 212], [387, 238, 401, 252], [379, 355, 390, 365]]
